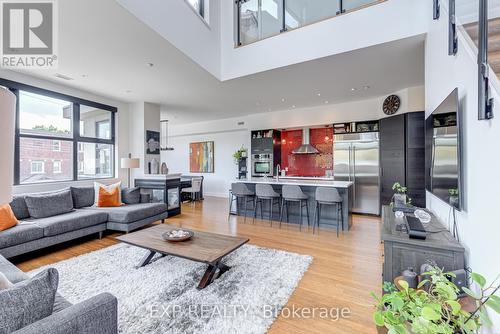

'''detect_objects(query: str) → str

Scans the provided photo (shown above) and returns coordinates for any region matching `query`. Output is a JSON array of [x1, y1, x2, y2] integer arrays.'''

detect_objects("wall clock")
[[383, 95, 401, 115]]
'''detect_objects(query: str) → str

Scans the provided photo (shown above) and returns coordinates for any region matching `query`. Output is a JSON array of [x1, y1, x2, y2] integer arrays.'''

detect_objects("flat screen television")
[[425, 88, 463, 211]]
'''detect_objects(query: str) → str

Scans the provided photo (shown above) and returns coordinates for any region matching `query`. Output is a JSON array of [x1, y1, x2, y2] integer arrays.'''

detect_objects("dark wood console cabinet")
[[381, 206, 465, 283]]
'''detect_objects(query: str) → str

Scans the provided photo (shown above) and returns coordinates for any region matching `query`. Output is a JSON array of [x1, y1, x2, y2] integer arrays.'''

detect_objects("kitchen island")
[[233, 177, 353, 231]]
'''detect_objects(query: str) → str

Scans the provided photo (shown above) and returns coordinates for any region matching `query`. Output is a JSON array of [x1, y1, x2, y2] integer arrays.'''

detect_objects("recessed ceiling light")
[[54, 73, 74, 81], [324, 101, 329, 104], [317, 93, 321, 97], [281, 98, 286, 102], [351, 88, 357, 92]]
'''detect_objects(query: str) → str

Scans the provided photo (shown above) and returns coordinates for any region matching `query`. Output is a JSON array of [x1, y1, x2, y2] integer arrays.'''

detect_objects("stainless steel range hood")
[[292, 128, 320, 154]]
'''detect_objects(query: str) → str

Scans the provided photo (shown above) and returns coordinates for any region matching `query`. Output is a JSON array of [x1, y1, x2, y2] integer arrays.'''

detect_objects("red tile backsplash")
[[280, 128, 334, 177]]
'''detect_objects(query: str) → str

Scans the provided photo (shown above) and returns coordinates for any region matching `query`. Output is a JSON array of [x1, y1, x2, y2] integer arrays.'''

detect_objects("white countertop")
[[136, 173, 182, 180], [236, 177, 353, 188]]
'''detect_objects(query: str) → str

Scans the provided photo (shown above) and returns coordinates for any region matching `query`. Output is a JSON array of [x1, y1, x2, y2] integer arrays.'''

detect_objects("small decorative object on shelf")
[[232, 146, 248, 164], [401, 267, 418, 289], [161, 162, 169, 175], [333, 120, 379, 134], [372, 266, 500, 334], [391, 182, 411, 207], [449, 188, 459, 207]]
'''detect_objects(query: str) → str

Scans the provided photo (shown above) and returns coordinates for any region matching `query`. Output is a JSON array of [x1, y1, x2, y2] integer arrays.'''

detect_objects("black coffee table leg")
[[197, 261, 231, 290], [136, 250, 157, 268]]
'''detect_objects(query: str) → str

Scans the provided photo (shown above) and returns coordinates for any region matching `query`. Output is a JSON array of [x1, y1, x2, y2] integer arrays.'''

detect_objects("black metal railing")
[[478, 0, 494, 119]]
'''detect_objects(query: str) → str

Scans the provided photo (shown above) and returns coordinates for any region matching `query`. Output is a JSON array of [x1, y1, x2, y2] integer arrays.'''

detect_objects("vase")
[[393, 193, 407, 207]]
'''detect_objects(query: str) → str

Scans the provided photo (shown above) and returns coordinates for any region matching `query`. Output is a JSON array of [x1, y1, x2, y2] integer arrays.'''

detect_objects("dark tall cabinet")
[[380, 112, 426, 207]]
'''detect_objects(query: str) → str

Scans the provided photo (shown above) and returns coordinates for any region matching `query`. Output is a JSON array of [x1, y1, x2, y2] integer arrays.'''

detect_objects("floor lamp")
[[0, 88, 16, 206], [121, 154, 140, 188]]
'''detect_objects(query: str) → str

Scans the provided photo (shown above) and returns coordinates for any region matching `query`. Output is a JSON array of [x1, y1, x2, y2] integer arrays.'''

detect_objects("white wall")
[[117, 0, 221, 79], [0, 70, 131, 194], [163, 86, 424, 198], [425, 5, 500, 331], [220, 0, 429, 80]]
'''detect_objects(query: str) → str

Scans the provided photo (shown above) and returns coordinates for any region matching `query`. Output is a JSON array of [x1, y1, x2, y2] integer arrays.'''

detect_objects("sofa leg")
[[98, 231, 103, 240]]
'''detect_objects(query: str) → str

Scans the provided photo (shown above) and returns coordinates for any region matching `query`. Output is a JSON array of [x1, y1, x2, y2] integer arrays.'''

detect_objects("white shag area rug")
[[31, 243, 312, 334]]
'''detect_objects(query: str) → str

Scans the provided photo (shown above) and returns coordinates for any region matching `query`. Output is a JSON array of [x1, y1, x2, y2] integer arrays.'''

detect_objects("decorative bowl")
[[162, 229, 194, 242]]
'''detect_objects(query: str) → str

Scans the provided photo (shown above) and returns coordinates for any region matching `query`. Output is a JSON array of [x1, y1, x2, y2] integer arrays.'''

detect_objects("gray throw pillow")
[[24, 190, 74, 219], [9, 196, 30, 220], [70, 186, 95, 208], [0, 268, 58, 334], [122, 187, 141, 205]]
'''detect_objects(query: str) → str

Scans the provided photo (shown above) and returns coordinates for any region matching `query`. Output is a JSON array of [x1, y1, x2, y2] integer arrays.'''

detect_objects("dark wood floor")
[[12, 197, 383, 334]]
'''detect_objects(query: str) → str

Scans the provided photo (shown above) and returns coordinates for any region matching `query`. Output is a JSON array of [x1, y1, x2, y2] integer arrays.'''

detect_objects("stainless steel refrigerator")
[[333, 132, 380, 215]]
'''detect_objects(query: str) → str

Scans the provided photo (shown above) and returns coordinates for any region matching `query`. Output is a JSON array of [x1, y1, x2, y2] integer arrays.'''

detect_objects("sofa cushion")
[[9, 196, 30, 220], [25, 190, 74, 219], [0, 268, 58, 334], [32, 210, 108, 237], [0, 255, 28, 284], [70, 187, 94, 209], [86, 203, 168, 223], [122, 187, 141, 205], [0, 223, 44, 249]]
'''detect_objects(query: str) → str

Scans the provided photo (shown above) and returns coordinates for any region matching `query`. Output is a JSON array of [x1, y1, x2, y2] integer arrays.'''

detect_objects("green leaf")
[[485, 296, 500, 314], [446, 300, 461, 315], [471, 272, 487, 288], [463, 287, 481, 299], [398, 280, 409, 292], [373, 311, 385, 326], [421, 306, 441, 321], [479, 309, 493, 327], [392, 297, 404, 310]]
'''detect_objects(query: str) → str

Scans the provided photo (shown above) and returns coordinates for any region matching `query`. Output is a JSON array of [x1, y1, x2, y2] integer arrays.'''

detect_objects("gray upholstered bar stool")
[[253, 184, 281, 226], [313, 187, 344, 237], [280, 185, 310, 231], [228, 183, 255, 223]]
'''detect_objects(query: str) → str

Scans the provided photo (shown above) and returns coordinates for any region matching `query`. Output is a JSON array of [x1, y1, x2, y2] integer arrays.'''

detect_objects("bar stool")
[[228, 183, 255, 223], [313, 187, 344, 237], [254, 184, 281, 226], [280, 185, 310, 231], [181, 177, 203, 205]]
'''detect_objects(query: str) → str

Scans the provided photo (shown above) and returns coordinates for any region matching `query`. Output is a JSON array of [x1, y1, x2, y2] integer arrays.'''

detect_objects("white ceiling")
[[10, 0, 425, 124]]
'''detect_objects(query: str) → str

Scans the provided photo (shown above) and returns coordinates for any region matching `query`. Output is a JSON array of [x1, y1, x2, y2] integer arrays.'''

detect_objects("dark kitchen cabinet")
[[380, 112, 426, 207]]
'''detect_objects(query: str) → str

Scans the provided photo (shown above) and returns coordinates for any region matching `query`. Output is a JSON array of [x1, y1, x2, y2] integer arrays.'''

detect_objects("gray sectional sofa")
[[0, 254, 117, 334], [0, 186, 169, 259]]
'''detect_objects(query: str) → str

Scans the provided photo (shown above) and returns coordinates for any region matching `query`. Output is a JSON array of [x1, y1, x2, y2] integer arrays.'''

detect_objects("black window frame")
[[0, 78, 117, 185]]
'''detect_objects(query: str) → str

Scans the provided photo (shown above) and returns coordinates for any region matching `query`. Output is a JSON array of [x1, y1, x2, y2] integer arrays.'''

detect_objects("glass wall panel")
[[343, 0, 378, 12], [285, 0, 340, 30], [240, 0, 283, 45]]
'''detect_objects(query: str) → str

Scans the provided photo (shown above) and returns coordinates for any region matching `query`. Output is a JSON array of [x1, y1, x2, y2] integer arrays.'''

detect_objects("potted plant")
[[372, 266, 500, 334], [392, 182, 411, 207], [232, 147, 247, 164], [449, 188, 459, 208]]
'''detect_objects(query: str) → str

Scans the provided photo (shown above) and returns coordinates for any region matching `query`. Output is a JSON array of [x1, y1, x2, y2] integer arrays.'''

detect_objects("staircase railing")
[[235, 0, 385, 46], [452, 0, 495, 119]]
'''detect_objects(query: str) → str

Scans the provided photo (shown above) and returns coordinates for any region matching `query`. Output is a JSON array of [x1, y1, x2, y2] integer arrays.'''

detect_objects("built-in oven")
[[252, 154, 273, 177]]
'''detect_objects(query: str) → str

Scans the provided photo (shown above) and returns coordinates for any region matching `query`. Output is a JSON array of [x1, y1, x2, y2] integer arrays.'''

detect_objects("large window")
[[1, 79, 117, 185]]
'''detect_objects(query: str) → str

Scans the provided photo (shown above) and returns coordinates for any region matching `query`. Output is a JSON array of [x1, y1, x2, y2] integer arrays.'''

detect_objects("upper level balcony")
[[236, 0, 384, 46]]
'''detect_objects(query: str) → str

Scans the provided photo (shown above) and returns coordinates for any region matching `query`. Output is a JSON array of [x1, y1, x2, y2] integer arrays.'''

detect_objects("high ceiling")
[[9, 0, 425, 124]]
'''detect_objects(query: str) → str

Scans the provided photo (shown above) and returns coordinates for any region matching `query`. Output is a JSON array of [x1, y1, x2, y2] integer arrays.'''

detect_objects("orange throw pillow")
[[97, 186, 121, 207], [0, 204, 19, 231]]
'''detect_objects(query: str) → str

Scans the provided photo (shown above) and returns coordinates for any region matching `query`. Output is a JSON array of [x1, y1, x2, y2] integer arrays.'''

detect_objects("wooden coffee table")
[[116, 225, 249, 289]]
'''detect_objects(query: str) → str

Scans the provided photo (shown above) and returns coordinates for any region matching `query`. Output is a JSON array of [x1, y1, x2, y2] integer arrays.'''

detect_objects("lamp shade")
[[121, 157, 140, 169], [0, 88, 16, 204]]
